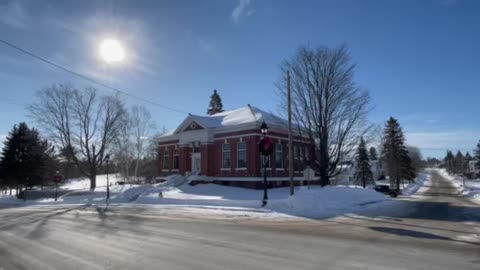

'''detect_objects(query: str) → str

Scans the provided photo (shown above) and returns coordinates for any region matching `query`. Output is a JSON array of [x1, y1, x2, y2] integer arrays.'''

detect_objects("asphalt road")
[[0, 171, 478, 270]]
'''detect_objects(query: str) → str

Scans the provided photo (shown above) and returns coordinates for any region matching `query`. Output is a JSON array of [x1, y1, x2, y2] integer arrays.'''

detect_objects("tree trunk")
[[90, 169, 97, 190], [318, 135, 330, 187], [134, 159, 139, 181]]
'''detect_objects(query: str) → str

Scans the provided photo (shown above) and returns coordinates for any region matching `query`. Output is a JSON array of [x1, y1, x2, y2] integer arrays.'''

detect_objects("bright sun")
[[99, 39, 125, 63]]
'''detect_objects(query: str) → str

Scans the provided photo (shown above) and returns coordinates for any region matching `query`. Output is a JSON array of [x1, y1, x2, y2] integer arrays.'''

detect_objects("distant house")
[[157, 105, 316, 188], [469, 160, 479, 175], [333, 160, 384, 186]]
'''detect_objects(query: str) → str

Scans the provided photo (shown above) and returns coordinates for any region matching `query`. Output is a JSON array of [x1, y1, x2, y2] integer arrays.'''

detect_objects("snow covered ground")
[[437, 169, 480, 202], [61, 174, 124, 190], [0, 172, 430, 219]]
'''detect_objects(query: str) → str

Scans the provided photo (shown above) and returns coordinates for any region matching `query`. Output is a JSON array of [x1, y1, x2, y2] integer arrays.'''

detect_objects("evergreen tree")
[[0, 123, 56, 193], [474, 140, 480, 171], [381, 117, 415, 190], [464, 152, 473, 177], [369, 147, 378, 160], [353, 137, 373, 188], [465, 152, 472, 161], [444, 150, 455, 174], [454, 150, 464, 175], [401, 148, 417, 181], [207, 89, 224, 115]]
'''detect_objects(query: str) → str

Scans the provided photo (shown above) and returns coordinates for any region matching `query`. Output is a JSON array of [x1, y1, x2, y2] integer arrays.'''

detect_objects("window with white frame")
[[222, 144, 231, 168], [275, 143, 283, 169], [261, 154, 271, 168], [293, 144, 300, 171], [237, 142, 247, 168], [163, 148, 169, 170], [173, 149, 179, 170]]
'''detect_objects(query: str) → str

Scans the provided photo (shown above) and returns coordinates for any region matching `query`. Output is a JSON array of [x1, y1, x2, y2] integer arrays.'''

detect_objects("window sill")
[[235, 168, 247, 171], [275, 168, 285, 171], [220, 168, 231, 171], [162, 169, 169, 172]]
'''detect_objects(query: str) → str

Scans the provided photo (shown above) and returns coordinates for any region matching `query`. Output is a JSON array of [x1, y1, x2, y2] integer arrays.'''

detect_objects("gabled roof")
[[169, 105, 288, 136]]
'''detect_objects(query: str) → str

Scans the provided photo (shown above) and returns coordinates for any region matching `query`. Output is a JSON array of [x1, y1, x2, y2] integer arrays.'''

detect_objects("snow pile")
[[156, 174, 188, 187], [267, 186, 389, 218], [113, 185, 162, 202], [135, 185, 261, 207], [130, 184, 392, 219], [402, 172, 430, 195]]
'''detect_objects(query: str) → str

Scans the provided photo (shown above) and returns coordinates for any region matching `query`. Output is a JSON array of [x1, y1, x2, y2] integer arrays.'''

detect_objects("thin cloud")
[[405, 130, 479, 150], [232, 0, 254, 23], [0, 1, 28, 29], [425, 119, 439, 124]]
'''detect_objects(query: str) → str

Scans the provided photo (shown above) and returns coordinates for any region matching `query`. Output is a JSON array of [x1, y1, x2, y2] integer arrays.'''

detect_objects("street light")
[[105, 154, 110, 202], [260, 122, 268, 135], [260, 121, 269, 206]]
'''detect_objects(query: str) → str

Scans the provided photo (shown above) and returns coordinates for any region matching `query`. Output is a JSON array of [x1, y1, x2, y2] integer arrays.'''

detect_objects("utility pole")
[[288, 70, 294, 196]]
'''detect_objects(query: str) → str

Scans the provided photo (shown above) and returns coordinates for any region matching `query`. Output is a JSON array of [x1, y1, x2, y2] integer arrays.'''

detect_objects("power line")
[[0, 39, 187, 114]]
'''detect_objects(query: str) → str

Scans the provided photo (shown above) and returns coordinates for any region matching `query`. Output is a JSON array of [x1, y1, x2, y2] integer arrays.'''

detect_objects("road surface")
[[0, 171, 478, 270]]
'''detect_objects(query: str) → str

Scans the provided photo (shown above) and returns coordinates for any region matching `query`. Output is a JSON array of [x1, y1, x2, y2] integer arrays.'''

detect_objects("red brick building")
[[158, 105, 312, 188]]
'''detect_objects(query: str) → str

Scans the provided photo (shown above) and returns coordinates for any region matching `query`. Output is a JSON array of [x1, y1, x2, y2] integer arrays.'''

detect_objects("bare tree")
[[406, 146, 425, 174], [113, 113, 133, 181], [29, 84, 126, 189], [130, 105, 155, 180], [278, 45, 371, 186]]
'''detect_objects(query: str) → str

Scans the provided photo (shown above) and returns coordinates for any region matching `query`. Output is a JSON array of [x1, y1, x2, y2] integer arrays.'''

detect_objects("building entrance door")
[[191, 153, 201, 175]]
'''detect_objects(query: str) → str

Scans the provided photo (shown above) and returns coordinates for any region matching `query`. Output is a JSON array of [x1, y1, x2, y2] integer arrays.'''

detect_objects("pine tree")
[[0, 123, 56, 193], [474, 140, 480, 171], [454, 150, 464, 175], [381, 117, 415, 190], [464, 152, 473, 177], [207, 89, 224, 115], [444, 150, 455, 174], [353, 137, 373, 188], [465, 152, 472, 161], [369, 147, 378, 160]]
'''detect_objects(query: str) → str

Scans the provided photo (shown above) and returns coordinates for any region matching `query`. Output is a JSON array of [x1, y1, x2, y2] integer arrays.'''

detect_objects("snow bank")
[[437, 169, 480, 202], [128, 184, 393, 219], [402, 172, 430, 195], [3, 170, 433, 219], [156, 174, 188, 187], [267, 186, 389, 218]]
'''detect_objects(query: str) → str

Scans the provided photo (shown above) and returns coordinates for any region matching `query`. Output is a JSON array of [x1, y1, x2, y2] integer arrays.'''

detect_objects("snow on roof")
[[176, 105, 288, 132], [159, 129, 175, 137]]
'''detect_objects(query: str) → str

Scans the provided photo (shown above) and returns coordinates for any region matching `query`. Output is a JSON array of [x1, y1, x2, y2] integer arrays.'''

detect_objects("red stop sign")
[[54, 175, 62, 183]]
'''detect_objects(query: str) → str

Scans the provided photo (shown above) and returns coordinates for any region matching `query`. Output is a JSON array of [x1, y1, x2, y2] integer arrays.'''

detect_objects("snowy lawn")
[[0, 173, 430, 219], [60, 174, 124, 190], [437, 169, 480, 202]]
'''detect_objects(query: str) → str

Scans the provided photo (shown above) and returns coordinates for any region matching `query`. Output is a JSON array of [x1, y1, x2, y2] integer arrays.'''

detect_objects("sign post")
[[53, 171, 62, 202], [259, 122, 272, 207]]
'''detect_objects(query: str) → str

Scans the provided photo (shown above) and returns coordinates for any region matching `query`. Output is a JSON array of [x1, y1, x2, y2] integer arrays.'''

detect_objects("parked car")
[[374, 185, 400, 198]]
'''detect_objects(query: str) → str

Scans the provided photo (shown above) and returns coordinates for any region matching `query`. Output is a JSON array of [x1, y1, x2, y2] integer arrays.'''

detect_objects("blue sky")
[[0, 0, 479, 158]]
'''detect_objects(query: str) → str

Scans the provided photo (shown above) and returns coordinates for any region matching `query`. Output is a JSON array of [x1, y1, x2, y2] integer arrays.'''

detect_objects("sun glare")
[[99, 39, 125, 63]]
